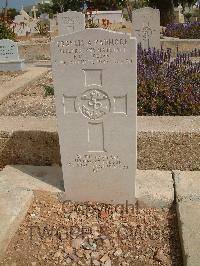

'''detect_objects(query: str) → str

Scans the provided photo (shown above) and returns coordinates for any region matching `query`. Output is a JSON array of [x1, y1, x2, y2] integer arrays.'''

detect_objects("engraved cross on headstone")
[[31, 5, 38, 19], [63, 69, 127, 153], [136, 22, 156, 49]]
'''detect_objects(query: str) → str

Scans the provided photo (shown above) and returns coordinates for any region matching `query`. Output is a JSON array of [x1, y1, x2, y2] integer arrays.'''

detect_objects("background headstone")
[[40, 13, 50, 20], [174, 5, 185, 23], [132, 7, 160, 49], [30, 21, 39, 34], [51, 29, 137, 204], [57, 11, 85, 36], [11, 15, 30, 36], [0, 39, 25, 71]]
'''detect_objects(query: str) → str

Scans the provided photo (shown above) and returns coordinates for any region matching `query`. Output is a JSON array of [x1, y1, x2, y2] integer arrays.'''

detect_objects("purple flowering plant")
[[137, 45, 200, 116], [163, 22, 200, 39]]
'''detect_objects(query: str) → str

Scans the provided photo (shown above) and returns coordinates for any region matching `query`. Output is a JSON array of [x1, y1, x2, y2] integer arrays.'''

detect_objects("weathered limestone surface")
[[177, 201, 200, 266], [136, 170, 174, 208], [174, 171, 200, 202], [174, 171, 200, 266], [0, 188, 33, 259]]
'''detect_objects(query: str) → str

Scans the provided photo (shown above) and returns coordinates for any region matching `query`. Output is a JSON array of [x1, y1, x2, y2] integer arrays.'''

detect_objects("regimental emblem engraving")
[[63, 70, 127, 152], [78, 88, 111, 120]]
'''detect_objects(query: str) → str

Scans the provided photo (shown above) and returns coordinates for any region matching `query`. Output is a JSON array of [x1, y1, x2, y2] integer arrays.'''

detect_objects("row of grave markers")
[[0, 7, 160, 73], [0, 8, 158, 204], [51, 6, 160, 204], [57, 7, 160, 50]]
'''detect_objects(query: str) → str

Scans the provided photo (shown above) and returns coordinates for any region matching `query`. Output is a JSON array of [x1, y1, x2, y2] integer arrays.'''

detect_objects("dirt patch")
[[0, 71, 55, 117], [0, 71, 26, 86], [0, 191, 182, 266]]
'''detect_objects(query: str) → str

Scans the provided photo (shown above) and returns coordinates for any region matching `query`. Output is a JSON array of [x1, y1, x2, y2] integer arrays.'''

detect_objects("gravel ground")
[[0, 71, 55, 117], [0, 71, 26, 86], [0, 191, 182, 266]]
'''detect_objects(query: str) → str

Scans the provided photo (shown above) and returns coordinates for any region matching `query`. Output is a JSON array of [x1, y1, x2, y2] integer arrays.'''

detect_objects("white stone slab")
[[11, 15, 30, 36], [51, 29, 137, 204], [29, 19, 39, 34], [0, 39, 24, 72], [57, 11, 85, 36], [50, 18, 58, 32], [132, 7, 160, 49]]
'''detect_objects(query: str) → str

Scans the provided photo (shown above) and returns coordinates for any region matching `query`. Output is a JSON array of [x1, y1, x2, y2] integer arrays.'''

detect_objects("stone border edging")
[[173, 171, 200, 266]]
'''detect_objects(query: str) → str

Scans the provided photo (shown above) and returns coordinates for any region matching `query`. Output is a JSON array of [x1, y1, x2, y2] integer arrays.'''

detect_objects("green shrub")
[[0, 22, 15, 40], [35, 21, 49, 36], [44, 85, 54, 96]]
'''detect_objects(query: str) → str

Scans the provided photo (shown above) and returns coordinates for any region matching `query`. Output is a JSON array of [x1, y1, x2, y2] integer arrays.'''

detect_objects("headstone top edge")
[[93, 10, 122, 14], [52, 28, 135, 43], [132, 7, 160, 14], [58, 11, 84, 16]]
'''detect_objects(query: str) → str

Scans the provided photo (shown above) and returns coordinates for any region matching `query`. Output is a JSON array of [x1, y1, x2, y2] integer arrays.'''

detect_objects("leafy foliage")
[[51, 0, 81, 12], [44, 85, 54, 96], [35, 21, 49, 36], [7, 8, 19, 20], [0, 22, 15, 40], [137, 46, 200, 116], [38, 3, 54, 18], [147, 0, 198, 25], [91, 0, 125, 10], [164, 22, 200, 39]]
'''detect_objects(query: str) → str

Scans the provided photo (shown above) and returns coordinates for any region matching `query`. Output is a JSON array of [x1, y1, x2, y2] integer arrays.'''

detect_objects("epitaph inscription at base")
[[51, 29, 137, 204]]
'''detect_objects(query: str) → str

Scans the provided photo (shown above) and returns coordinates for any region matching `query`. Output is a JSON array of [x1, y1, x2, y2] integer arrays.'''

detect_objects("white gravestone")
[[57, 11, 85, 36], [11, 15, 30, 36], [51, 29, 137, 204], [0, 39, 25, 72], [132, 7, 160, 50], [50, 18, 58, 33]]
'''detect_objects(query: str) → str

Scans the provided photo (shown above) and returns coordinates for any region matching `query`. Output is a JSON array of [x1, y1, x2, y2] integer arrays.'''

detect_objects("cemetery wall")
[[18, 43, 50, 61], [161, 39, 200, 55], [0, 116, 199, 171], [17, 39, 200, 61]]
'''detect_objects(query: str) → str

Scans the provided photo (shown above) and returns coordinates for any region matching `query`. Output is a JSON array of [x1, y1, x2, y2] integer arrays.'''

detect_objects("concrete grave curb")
[[176, 201, 200, 266], [174, 171, 200, 266], [0, 188, 33, 259], [173, 171, 200, 202], [0, 165, 174, 208]]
